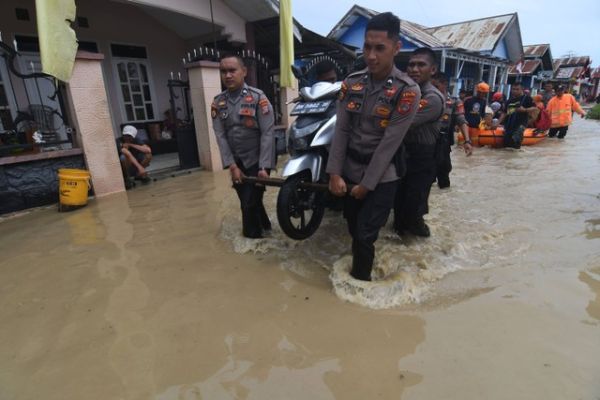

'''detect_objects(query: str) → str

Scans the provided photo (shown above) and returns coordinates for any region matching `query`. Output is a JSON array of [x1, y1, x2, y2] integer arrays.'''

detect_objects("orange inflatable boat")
[[458, 127, 548, 147]]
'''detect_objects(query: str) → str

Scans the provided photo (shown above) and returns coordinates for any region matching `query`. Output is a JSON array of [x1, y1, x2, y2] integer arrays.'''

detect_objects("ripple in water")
[[219, 184, 526, 310]]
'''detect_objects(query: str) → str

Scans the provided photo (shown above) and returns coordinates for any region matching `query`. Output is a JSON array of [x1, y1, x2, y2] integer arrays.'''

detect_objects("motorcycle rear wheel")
[[276, 173, 325, 240]]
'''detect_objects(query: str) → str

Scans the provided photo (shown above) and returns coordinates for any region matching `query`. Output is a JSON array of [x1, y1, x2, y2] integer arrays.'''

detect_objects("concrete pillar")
[[280, 85, 299, 128], [186, 60, 223, 171], [477, 64, 484, 85], [500, 67, 509, 94], [489, 65, 498, 91], [440, 50, 446, 73], [66, 51, 125, 196], [452, 58, 462, 98]]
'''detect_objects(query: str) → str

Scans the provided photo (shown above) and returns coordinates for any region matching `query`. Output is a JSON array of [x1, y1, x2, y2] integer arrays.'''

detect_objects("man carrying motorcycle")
[[326, 12, 421, 281], [211, 54, 275, 239]]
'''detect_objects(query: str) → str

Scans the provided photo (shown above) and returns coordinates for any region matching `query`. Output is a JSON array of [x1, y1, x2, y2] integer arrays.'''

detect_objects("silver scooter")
[[276, 80, 341, 240]]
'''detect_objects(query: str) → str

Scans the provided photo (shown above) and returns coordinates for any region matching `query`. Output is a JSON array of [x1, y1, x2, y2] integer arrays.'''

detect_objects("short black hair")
[[366, 12, 400, 40], [431, 71, 448, 85], [315, 60, 336, 77], [512, 82, 522, 88], [219, 53, 245, 67], [409, 47, 438, 67], [352, 56, 366, 72]]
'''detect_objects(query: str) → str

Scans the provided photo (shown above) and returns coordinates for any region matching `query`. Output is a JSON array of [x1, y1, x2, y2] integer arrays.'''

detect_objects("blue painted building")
[[327, 5, 524, 96]]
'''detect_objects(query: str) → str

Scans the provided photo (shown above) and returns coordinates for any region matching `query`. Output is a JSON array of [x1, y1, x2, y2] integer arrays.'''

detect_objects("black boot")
[[407, 218, 431, 237], [350, 241, 373, 281], [437, 178, 450, 189]]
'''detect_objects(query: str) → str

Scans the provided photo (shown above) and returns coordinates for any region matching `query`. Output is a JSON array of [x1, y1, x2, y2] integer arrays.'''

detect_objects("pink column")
[[67, 51, 125, 196], [186, 60, 223, 171]]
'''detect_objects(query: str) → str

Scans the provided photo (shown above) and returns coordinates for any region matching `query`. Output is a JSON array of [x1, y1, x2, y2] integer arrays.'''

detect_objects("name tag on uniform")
[[240, 104, 256, 116]]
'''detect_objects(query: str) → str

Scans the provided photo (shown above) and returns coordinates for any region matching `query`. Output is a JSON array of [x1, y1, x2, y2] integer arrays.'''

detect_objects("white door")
[[112, 58, 158, 123], [19, 53, 68, 143]]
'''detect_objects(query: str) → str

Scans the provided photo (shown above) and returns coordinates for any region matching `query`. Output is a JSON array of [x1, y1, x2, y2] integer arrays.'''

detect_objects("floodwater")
[[1, 118, 599, 399]]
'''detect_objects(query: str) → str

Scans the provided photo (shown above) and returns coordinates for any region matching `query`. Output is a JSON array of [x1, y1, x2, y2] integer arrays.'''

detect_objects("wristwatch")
[[464, 139, 472, 145]]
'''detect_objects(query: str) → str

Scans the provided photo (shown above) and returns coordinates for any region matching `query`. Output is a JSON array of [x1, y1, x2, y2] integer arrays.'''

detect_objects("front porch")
[[0, 0, 286, 214]]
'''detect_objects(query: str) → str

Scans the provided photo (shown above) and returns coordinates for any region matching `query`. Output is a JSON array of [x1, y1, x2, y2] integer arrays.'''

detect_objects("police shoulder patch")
[[211, 102, 218, 119], [396, 88, 418, 115], [259, 98, 270, 115], [350, 82, 364, 92]]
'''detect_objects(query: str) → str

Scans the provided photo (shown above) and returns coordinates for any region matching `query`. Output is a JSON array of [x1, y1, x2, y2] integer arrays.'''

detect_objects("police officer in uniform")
[[212, 54, 275, 239], [327, 13, 421, 281], [393, 48, 444, 237], [431, 72, 473, 189]]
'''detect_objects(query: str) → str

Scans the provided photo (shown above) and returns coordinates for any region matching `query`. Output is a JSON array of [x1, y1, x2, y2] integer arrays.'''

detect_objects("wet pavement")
[[1, 118, 599, 399]]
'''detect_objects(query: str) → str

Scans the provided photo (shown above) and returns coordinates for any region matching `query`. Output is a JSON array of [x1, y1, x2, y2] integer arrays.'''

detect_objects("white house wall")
[[75, 0, 187, 135], [123, 0, 247, 44], [0, 0, 199, 136]]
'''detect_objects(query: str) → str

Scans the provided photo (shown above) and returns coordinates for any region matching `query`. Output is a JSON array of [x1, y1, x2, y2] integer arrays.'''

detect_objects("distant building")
[[508, 44, 554, 93], [552, 56, 592, 99], [591, 67, 600, 100]]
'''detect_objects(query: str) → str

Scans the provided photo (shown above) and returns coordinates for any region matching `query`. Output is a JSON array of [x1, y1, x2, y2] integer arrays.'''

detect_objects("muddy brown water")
[[1, 118, 599, 399]]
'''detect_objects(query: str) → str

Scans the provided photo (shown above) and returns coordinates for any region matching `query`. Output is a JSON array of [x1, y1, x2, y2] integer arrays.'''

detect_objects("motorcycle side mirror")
[[291, 65, 304, 80]]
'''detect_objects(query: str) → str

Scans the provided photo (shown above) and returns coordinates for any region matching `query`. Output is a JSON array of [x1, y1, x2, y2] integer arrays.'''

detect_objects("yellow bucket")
[[58, 168, 91, 207]]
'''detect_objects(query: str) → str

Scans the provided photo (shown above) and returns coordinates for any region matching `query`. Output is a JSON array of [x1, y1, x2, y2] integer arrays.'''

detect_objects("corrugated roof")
[[326, 4, 446, 49], [523, 44, 549, 58], [400, 19, 446, 48], [426, 14, 515, 52], [553, 56, 591, 71], [554, 66, 586, 80], [508, 59, 541, 75]]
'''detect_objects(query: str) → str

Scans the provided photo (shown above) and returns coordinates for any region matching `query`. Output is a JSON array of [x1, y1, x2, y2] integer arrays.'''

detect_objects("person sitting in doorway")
[[118, 125, 152, 187]]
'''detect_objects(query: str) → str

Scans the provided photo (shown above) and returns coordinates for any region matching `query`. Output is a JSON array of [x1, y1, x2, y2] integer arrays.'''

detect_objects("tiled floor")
[[147, 152, 179, 173]]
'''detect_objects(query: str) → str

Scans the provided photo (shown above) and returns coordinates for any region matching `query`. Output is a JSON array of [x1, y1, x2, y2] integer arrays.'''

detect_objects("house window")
[[115, 60, 155, 122], [111, 44, 156, 122]]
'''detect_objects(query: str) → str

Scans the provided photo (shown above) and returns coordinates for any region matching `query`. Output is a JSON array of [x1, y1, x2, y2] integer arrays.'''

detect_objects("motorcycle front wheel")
[[276, 173, 326, 240]]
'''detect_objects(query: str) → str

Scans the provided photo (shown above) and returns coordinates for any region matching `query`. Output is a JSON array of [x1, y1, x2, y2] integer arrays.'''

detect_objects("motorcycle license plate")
[[291, 100, 332, 115]]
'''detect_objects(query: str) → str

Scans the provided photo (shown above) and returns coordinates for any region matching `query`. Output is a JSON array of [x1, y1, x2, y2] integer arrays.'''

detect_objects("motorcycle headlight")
[[290, 120, 323, 138], [290, 137, 309, 151]]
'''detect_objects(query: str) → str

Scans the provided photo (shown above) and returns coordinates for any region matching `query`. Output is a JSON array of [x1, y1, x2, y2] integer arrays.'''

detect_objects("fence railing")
[[0, 39, 74, 157]]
